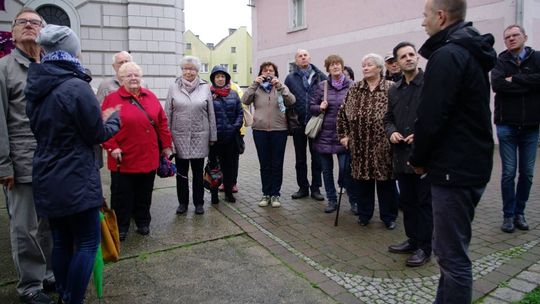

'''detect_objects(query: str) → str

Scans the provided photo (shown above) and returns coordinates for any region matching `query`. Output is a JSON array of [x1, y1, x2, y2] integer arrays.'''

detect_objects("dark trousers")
[[231, 141, 240, 185], [349, 179, 398, 224], [175, 158, 205, 207], [209, 143, 238, 193], [253, 130, 288, 196], [292, 126, 322, 193], [397, 173, 433, 253], [432, 184, 485, 304], [111, 171, 155, 233], [49, 207, 100, 304]]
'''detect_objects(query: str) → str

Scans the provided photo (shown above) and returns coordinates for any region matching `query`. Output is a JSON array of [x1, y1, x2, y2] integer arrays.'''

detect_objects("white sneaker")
[[271, 196, 281, 208], [258, 195, 270, 207]]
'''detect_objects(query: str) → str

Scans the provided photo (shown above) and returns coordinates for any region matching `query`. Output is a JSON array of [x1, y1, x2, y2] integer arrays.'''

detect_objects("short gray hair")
[[432, 0, 467, 22], [362, 53, 384, 69], [118, 61, 143, 77], [180, 56, 201, 71], [112, 51, 132, 64]]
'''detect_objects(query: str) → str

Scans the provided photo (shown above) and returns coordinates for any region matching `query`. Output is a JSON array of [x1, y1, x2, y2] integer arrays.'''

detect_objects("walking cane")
[[334, 186, 343, 226]]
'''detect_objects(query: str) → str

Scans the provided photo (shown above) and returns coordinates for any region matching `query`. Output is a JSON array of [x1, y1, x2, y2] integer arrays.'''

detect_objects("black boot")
[[324, 201, 337, 213], [211, 189, 219, 204], [225, 191, 236, 203]]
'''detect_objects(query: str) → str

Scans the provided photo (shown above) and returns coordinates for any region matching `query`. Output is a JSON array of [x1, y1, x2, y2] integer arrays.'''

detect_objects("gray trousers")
[[5, 183, 54, 297]]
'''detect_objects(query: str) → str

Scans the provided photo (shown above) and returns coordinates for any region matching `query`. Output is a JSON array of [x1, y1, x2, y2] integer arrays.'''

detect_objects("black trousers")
[[110, 171, 156, 233], [350, 179, 398, 224], [292, 126, 322, 193], [397, 173, 433, 253], [432, 184, 485, 304], [209, 143, 238, 193], [175, 158, 205, 207]]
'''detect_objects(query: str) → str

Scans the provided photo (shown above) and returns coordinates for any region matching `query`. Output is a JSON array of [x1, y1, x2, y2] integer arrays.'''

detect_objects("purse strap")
[[130, 96, 161, 148], [323, 80, 328, 102]]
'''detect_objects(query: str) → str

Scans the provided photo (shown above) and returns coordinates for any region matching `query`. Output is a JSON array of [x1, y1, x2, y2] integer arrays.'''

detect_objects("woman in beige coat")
[[165, 56, 217, 215]]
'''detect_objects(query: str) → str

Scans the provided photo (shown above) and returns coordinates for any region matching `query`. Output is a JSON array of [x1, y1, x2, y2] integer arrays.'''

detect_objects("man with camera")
[[285, 49, 327, 201]]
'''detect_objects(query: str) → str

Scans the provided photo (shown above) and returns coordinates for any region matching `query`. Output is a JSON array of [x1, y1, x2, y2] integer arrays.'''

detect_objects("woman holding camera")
[[242, 62, 295, 208]]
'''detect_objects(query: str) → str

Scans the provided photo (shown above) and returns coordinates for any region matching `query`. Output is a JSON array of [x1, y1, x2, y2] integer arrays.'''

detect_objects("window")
[[221, 64, 229, 72], [231, 47, 236, 53], [289, 0, 305, 30], [288, 62, 296, 73], [200, 63, 209, 73], [37, 5, 70, 27], [233, 64, 238, 73], [186, 43, 192, 50], [249, 67, 252, 75]]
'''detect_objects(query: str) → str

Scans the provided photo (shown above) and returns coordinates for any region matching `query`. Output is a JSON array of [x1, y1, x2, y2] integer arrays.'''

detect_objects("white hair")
[[180, 55, 201, 71], [362, 53, 384, 69], [112, 51, 132, 64], [118, 61, 143, 77]]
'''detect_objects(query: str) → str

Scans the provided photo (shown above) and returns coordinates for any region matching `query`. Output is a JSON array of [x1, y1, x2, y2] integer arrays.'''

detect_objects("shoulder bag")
[[304, 81, 327, 139]]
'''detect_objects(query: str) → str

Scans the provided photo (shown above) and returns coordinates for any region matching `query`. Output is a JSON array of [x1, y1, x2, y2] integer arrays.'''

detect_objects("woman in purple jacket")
[[309, 55, 353, 213]]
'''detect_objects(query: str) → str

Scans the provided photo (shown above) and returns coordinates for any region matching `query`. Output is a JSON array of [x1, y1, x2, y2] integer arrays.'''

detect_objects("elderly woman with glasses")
[[102, 62, 173, 241], [337, 53, 398, 229], [165, 56, 217, 215]]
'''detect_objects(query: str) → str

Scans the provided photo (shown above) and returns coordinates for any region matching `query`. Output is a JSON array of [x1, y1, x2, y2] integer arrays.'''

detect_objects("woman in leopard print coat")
[[337, 53, 398, 229]]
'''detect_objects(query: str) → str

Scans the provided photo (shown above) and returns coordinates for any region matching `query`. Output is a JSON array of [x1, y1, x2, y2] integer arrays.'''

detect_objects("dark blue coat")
[[25, 60, 120, 218], [309, 78, 352, 154], [210, 66, 243, 144], [285, 64, 327, 125]]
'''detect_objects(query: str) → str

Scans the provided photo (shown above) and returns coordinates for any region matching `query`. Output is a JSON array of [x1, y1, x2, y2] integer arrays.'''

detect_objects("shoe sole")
[[406, 257, 431, 267], [501, 227, 515, 233], [388, 248, 416, 254]]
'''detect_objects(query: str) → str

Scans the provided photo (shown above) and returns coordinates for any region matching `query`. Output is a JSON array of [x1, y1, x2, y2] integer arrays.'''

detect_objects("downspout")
[[515, 0, 523, 26]]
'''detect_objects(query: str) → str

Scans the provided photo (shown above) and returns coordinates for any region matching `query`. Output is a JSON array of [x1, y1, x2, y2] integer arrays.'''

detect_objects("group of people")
[[1, 0, 539, 303]]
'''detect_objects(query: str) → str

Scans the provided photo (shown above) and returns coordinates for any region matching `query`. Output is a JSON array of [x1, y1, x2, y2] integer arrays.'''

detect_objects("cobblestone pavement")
[[218, 131, 540, 304]]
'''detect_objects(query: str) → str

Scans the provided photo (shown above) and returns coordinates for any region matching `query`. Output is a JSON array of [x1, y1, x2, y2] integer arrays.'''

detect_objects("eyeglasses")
[[182, 67, 198, 72], [13, 18, 43, 27]]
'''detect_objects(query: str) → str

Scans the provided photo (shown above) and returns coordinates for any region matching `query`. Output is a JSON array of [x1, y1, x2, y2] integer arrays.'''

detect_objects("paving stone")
[[489, 287, 524, 302], [516, 271, 540, 284], [507, 278, 537, 293]]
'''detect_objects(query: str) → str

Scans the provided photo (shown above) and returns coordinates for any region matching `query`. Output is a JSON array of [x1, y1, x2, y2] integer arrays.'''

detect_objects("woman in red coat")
[[102, 62, 172, 241]]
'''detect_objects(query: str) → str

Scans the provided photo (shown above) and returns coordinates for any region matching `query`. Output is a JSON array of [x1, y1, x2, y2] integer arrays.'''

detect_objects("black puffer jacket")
[[410, 21, 497, 186], [491, 46, 540, 126], [209, 65, 243, 144]]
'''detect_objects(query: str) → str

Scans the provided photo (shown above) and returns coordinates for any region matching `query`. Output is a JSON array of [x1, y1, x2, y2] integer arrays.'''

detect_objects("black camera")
[[263, 76, 273, 83]]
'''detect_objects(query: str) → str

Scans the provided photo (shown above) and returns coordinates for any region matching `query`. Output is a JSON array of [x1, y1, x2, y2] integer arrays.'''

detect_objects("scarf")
[[299, 65, 313, 90], [182, 76, 199, 93], [210, 84, 231, 98], [41, 50, 86, 74], [331, 73, 346, 90], [260, 81, 273, 93]]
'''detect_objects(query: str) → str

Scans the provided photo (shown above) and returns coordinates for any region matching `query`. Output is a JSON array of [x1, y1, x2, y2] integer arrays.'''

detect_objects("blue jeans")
[[496, 125, 539, 218], [432, 184, 485, 304], [253, 130, 288, 196], [49, 207, 100, 304], [319, 152, 349, 202]]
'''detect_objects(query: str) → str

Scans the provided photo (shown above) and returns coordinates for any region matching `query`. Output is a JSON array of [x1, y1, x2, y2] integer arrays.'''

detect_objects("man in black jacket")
[[409, 0, 496, 302], [384, 42, 432, 268], [491, 25, 540, 233], [285, 49, 327, 201]]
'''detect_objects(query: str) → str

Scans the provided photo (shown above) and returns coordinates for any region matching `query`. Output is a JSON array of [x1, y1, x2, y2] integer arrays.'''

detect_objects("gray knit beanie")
[[37, 24, 81, 57]]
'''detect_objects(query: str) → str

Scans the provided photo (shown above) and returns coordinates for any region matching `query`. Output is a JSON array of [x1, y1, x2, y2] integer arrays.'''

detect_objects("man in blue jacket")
[[409, 0, 496, 302], [491, 25, 540, 233], [285, 49, 327, 201]]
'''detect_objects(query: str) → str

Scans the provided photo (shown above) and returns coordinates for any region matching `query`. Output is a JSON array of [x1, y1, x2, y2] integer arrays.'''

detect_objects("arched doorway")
[[37, 5, 71, 27]]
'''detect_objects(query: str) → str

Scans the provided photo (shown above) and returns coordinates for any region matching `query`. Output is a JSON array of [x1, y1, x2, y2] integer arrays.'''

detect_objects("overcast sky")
[[184, 0, 252, 44]]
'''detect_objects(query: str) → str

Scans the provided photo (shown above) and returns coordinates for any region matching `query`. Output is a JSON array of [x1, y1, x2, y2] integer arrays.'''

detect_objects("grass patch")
[[514, 286, 540, 304]]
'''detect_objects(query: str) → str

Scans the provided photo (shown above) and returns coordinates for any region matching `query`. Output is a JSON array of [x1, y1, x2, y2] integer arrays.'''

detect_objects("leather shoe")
[[195, 205, 205, 214], [324, 201, 337, 213], [42, 278, 55, 293], [388, 240, 416, 254], [136, 226, 150, 235], [514, 215, 529, 231], [291, 189, 309, 199], [225, 192, 236, 203], [385, 221, 397, 230], [20, 290, 55, 304], [358, 218, 369, 226], [501, 217, 515, 233], [176, 204, 188, 215], [311, 191, 325, 201], [406, 249, 431, 267]]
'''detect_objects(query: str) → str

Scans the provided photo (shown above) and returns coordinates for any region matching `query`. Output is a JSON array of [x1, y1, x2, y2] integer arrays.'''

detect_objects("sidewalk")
[[0, 130, 538, 303]]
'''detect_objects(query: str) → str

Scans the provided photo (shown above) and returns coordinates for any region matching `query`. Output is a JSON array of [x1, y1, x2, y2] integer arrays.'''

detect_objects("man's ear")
[[436, 10, 447, 27]]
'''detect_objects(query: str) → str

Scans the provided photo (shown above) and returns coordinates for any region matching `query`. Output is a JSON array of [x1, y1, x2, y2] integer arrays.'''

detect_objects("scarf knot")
[[210, 84, 231, 98]]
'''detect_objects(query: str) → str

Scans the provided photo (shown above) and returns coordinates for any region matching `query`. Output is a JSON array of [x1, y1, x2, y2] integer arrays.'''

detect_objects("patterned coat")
[[337, 78, 393, 180]]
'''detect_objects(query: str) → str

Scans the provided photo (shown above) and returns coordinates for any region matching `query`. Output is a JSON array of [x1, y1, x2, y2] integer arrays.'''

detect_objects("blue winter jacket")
[[25, 60, 120, 218], [285, 64, 327, 125], [210, 66, 243, 144]]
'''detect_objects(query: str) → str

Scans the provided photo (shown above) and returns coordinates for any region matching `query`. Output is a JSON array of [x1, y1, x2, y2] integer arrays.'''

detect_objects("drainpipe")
[[515, 0, 523, 26]]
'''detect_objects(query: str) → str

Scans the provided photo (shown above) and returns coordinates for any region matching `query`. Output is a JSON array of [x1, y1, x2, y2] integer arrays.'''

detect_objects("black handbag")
[[235, 132, 245, 154], [285, 106, 300, 135]]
